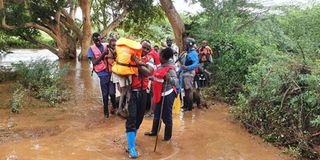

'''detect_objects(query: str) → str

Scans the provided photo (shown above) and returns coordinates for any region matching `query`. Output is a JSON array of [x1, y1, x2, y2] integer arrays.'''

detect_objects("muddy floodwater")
[[0, 50, 291, 159]]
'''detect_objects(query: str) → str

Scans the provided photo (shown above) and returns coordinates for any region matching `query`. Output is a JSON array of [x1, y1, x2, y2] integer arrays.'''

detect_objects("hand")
[[102, 49, 108, 56], [165, 73, 170, 81], [131, 55, 137, 61], [137, 61, 146, 66], [181, 65, 187, 70]]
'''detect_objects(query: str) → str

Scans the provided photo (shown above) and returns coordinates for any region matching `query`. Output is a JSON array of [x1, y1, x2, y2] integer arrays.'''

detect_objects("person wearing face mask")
[[88, 32, 114, 118]]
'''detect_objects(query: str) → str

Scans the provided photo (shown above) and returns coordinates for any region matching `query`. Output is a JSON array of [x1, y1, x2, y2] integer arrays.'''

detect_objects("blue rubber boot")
[[126, 131, 138, 158], [135, 129, 138, 146]]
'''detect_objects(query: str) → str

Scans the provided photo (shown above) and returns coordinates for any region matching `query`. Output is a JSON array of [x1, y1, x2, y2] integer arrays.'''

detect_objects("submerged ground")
[[0, 59, 291, 160]]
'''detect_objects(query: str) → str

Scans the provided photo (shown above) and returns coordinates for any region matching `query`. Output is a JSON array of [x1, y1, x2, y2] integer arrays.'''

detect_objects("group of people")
[[88, 32, 213, 158]]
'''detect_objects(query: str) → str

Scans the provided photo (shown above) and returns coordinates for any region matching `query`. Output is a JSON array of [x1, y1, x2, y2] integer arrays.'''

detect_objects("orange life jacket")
[[91, 43, 108, 73], [112, 38, 142, 75], [200, 46, 212, 62], [152, 66, 176, 103]]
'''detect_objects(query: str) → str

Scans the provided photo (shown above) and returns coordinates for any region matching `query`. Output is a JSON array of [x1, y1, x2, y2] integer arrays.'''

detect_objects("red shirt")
[[148, 49, 160, 67], [131, 54, 152, 90]]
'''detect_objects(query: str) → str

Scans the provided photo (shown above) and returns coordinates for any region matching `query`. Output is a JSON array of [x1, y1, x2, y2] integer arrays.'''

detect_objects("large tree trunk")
[[160, 0, 185, 52], [57, 32, 77, 59], [78, 0, 92, 60]]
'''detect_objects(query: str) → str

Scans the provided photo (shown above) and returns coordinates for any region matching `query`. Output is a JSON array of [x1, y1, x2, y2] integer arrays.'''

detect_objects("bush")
[[232, 51, 320, 159], [206, 33, 262, 103], [0, 66, 17, 82], [0, 30, 55, 50], [13, 59, 69, 105], [9, 87, 26, 113]]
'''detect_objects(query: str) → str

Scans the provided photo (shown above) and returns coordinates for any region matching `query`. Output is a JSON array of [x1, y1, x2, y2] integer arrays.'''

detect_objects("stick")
[[154, 80, 168, 152], [311, 132, 320, 138]]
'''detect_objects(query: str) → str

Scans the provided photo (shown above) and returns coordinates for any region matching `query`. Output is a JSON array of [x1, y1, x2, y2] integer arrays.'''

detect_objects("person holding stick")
[[144, 48, 178, 141]]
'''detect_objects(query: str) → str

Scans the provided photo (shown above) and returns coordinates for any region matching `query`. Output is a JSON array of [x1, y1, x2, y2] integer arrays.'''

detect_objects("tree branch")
[[60, 16, 82, 38], [0, 0, 64, 47], [279, 86, 291, 112], [235, 9, 269, 32], [55, 9, 61, 30], [160, 0, 185, 51], [61, 9, 82, 38], [310, 132, 320, 138], [69, 2, 77, 20], [101, 9, 128, 38], [21, 35, 59, 55], [25, 23, 63, 46]]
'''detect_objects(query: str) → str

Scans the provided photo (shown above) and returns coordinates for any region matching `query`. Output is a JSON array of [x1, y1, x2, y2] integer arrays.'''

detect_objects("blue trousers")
[[154, 91, 176, 127], [99, 75, 116, 116]]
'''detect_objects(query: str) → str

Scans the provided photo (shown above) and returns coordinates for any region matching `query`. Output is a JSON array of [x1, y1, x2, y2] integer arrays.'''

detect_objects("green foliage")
[[192, 0, 320, 158], [284, 146, 302, 159], [232, 51, 320, 159], [2, 0, 72, 52], [189, 0, 266, 102], [0, 66, 16, 82], [274, 6, 320, 61], [206, 33, 262, 102], [0, 29, 55, 49], [90, 0, 167, 42], [119, 4, 168, 42], [0, 30, 9, 52], [311, 116, 320, 127], [9, 87, 26, 113], [13, 60, 69, 105]]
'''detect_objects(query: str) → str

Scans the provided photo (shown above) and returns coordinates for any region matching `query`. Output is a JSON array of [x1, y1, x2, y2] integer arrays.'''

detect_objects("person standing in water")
[[125, 40, 155, 158], [144, 48, 178, 141], [88, 32, 114, 118]]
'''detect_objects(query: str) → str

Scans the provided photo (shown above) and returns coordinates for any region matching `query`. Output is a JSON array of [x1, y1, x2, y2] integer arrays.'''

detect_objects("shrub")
[[0, 66, 17, 82], [9, 87, 26, 113], [206, 33, 262, 103], [13, 59, 69, 105], [232, 51, 320, 159]]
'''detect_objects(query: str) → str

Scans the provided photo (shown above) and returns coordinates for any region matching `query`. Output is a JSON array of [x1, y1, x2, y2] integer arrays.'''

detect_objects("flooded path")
[[0, 50, 291, 159]]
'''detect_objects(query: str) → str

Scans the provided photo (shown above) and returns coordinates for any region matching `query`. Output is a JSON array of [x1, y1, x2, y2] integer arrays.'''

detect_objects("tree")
[[119, 5, 167, 42], [0, 0, 82, 59], [0, 0, 155, 59], [159, 0, 185, 51], [79, 0, 92, 60]]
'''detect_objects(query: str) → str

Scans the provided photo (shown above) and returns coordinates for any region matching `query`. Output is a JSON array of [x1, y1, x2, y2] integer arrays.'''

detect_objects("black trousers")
[[145, 92, 152, 112], [125, 90, 147, 132], [154, 91, 176, 126]]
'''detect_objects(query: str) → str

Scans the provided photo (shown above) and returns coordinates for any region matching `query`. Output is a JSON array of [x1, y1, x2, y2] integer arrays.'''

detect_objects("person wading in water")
[[88, 32, 115, 118]]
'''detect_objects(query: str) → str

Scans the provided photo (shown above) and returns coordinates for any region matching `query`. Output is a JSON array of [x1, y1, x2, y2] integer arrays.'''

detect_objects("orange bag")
[[112, 38, 142, 75]]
